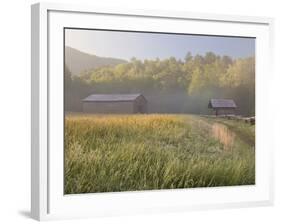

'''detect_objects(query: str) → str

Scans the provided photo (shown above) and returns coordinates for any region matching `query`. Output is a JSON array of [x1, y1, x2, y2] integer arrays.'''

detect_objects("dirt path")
[[197, 116, 255, 147]]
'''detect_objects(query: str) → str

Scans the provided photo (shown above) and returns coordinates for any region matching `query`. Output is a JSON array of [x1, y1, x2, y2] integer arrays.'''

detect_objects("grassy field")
[[64, 114, 255, 194]]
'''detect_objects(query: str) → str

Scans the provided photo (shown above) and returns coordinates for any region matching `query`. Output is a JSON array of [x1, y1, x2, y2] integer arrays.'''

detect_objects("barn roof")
[[82, 94, 145, 102], [208, 99, 237, 108]]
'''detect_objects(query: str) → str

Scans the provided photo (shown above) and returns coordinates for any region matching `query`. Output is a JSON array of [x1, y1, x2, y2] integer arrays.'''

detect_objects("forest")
[[65, 51, 255, 116]]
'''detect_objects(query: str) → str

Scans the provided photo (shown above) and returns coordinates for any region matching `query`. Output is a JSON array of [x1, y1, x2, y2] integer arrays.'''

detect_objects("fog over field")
[[64, 29, 256, 194], [65, 29, 255, 116]]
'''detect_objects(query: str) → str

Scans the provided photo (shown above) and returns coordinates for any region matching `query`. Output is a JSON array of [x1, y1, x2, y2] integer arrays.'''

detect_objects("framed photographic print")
[[31, 2, 274, 221]]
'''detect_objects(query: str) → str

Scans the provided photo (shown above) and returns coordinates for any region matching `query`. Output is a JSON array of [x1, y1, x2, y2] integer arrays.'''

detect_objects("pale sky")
[[65, 28, 255, 61]]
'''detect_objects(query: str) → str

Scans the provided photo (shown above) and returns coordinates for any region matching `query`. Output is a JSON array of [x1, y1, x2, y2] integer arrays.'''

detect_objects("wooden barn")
[[208, 99, 237, 116], [82, 94, 147, 114]]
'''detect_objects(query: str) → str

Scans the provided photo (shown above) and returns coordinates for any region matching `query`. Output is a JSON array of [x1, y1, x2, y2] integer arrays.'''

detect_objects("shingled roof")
[[208, 99, 237, 109], [82, 94, 145, 102]]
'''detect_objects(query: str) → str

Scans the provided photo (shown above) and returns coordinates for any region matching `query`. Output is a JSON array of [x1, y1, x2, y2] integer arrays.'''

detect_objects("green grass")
[[64, 114, 255, 194]]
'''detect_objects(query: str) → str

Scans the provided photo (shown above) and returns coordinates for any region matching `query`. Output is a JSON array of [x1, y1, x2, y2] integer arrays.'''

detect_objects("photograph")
[[64, 28, 255, 194]]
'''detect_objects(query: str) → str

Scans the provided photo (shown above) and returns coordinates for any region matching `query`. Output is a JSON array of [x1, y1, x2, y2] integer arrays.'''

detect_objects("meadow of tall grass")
[[64, 114, 255, 194]]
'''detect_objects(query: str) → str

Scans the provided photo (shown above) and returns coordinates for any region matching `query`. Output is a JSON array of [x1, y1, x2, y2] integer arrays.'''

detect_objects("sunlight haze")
[[65, 29, 255, 60]]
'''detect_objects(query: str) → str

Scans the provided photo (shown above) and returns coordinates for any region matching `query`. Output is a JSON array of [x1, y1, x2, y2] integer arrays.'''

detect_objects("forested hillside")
[[65, 51, 255, 116]]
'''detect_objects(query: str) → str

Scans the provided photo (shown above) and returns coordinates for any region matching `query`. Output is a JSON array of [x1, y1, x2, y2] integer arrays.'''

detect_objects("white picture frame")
[[31, 2, 274, 221]]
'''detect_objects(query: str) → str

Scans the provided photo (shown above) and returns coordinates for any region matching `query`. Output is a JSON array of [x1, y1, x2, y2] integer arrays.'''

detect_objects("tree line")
[[65, 52, 255, 116]]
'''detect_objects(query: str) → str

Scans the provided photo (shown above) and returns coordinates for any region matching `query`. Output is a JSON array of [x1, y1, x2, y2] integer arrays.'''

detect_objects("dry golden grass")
[[212, 123, 236, 150], [65, 114, 255, 194]]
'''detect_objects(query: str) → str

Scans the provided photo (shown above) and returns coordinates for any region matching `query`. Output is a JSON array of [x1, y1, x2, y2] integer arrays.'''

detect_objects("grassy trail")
[[214, 120, 255, 147], [64, 114, 255, 194]]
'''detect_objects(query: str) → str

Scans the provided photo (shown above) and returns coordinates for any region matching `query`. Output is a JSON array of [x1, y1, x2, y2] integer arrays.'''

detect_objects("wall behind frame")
[[0, 0, 280, 224]]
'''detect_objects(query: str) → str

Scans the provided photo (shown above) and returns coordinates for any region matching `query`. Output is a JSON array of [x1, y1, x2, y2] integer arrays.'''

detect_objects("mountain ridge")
[[65, 46, 127, 76]]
